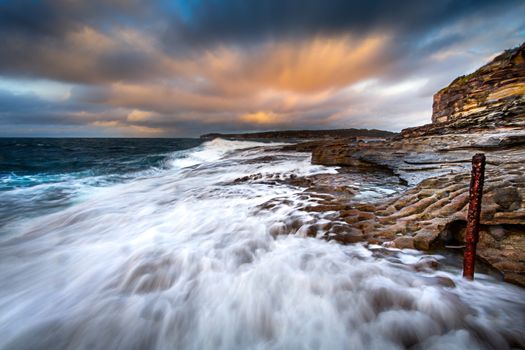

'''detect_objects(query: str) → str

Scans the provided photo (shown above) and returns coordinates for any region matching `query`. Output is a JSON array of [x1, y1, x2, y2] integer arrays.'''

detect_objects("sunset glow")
[[1, 0, 524, 136]]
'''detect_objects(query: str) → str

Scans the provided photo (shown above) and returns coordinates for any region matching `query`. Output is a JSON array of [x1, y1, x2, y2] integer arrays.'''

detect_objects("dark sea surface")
[[0, 138, 203, 188], [0, 138, 203, 227], [0, 137, 524, 349]]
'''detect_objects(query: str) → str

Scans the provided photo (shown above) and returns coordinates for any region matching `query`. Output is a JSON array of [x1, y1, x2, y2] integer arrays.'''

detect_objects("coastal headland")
[[204, 42, 525, 287]]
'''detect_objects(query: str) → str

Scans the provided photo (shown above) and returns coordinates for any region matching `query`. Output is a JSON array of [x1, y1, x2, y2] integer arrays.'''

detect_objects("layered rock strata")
[[432, 42, 525, 125]]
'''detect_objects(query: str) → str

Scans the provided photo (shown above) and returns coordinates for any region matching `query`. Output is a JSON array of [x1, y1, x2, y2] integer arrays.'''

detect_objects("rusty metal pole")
[[463, 153, 486, 280]]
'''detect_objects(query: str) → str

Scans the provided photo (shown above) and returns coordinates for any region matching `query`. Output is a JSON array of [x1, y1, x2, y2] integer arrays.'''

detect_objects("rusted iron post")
[[463, 153, 486, 280]]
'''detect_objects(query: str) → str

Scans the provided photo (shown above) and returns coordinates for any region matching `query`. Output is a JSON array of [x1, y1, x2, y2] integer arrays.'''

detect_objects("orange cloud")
[[127, 109, 155, 122], [92, 119, 164, 136], [255, 35, 389, 92], [240, 111, 281, 125], [93, 120, 121, 127], [198, 34, 391, 96], [72, 31, 399, 131]]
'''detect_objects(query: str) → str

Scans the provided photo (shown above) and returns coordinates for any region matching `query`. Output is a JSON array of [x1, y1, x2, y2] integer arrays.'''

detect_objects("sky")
[[0, 0, 524, 137]]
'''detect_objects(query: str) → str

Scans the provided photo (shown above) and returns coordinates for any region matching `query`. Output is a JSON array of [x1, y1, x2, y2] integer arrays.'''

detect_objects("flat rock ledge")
[[305, 130, 525, 287]]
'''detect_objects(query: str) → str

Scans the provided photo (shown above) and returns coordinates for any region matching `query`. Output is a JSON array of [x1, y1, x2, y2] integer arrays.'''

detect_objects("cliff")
[[432, 42, 525, 124], [312, 42, 525, 180], [400, 43, 525, 138]]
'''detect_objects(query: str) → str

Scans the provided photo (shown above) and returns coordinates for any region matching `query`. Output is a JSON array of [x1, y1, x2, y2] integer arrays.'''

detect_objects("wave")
[[168, 138, 281, 169], [0, 138, 524, 349]]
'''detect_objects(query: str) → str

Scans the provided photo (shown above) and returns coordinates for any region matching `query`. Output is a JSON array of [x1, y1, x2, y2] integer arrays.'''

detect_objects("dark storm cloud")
[[0, 0, 162, 83], [0, 0, 148, 36], [0, 0, 521, 84], [166, 0, 521, 47], [0, 89, 102, 125], [0, 0, 524, 136]]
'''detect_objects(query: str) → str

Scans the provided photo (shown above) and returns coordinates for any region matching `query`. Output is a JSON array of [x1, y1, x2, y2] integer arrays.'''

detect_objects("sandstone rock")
[[393, 236, 415, 249], [412, 257, 440, 272], [269, 222, 288, 237], [245, 43, 525, 287], [327, 230, 364, 244], [432, 42, 525, 125], [493, 187, 521, 210], [413, 231, 440, 250], [493, 261, 525, 273], [504, 273, 525, 287], [432, 276, 456, 288]]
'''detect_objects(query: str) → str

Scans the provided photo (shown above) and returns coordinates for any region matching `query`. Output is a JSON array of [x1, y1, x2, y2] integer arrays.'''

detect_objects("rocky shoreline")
[[201, 128, 396, 141], [300, 43, 525, 286], [213, 42, 525, 287]]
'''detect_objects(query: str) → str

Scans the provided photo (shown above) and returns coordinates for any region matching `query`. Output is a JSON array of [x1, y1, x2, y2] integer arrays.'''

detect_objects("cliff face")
[[399, 43, 525, 138], [432, 42, 525, 124]]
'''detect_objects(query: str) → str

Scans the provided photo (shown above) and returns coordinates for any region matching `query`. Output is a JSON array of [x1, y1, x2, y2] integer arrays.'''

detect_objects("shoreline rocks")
[[218, 42, 525, 287], [432, 43, 525, 125], [200, 128, 395, 141], [307, 42, 525, 287]]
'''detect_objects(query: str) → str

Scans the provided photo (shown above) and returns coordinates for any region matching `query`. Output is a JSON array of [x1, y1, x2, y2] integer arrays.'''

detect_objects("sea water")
[[0, 138, 524, 349]]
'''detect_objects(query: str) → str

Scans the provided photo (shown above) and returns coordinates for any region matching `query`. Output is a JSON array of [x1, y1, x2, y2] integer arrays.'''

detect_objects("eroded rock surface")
[[308, 43, 525, 287], [432, 42, 525, 125]]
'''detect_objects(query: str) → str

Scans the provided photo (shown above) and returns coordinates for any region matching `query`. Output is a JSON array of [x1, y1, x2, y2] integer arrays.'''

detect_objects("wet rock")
[[269, 222, 288, 237], [414, 231, 440, 250], [393, 236, 415, 249], [504, 273, 525, 287], [382, 241, 396, 249], [428, 276, 456, 288], [354, 204, 376, 212], [296, 224, 318, 238], [493, 187, 521, 210], [413, 257, 440, 271], [328, 223, 351, 234], [326, 228, 364, 244], [286, 217, 307, 232], [303, 204, 350, 212]]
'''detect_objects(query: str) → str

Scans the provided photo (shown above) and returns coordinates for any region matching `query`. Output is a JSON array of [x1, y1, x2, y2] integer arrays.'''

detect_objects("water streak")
[[1, 139, 524, 350]]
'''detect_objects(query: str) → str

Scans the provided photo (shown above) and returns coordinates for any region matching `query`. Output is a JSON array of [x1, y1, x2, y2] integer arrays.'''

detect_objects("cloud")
[[207, 34, 392, 94], [165, 0, 523, 48], [0, 25, 174, 83], [0, 0, 524, 136], [92, 120, 164, 136], [0, 0, 150, 36], [240, 111, 281, 125], [127, 110, 155, 122]]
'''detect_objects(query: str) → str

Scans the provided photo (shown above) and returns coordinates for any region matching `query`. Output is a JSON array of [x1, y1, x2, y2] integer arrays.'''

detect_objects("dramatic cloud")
[[0, 0, 524, 136], [165, 0, 520, 47]]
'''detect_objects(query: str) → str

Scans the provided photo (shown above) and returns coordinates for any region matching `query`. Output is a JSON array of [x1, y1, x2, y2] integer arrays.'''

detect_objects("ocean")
[[0, 138, 524, 349]]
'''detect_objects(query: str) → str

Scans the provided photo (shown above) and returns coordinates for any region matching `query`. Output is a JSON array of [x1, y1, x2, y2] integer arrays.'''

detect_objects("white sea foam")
[[168, 138, 277, 169], [0, 140, 524, 350]]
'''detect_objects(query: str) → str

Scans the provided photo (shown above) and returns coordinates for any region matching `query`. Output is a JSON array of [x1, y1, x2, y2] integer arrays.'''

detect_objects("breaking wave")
[[0, 139, 524, 349]]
